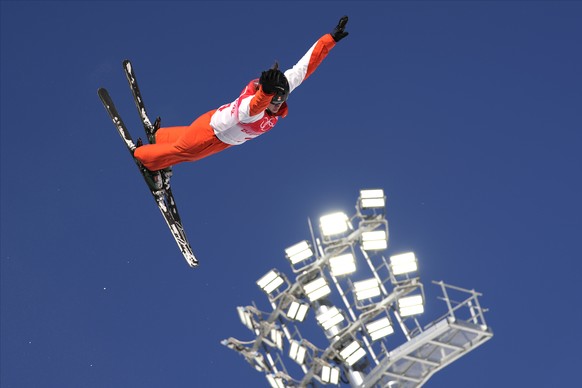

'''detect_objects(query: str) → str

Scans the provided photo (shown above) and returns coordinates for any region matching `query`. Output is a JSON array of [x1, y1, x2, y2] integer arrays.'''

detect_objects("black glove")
[[259, 69, 283, 94], [331, 15, 349, 42]]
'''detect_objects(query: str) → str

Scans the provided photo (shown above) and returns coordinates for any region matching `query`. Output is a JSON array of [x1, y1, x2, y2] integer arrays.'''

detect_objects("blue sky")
[[1, 1, 581, 387]]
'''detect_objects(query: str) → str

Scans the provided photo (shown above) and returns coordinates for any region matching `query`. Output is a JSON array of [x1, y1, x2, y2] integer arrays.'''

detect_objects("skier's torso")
[[210, 81, 284, 145]]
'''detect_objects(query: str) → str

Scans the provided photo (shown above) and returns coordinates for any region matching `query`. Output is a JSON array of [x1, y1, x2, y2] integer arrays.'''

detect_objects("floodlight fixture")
[[359, 189, 386, 209], [303, 277, 332, 302], [353, 278, 381, 301], [320, 212, 350, 237], [329, 252, 356, 277], [316, 306, 345, 331], [339, 340, 367, 366], [361, 230, 388, 251], [225, 189, 494, 387], [390, 252, 418, 275], [289, 340, 307, 365], [237, 306, 254, 331], [321, 365, 340, 384], [271, 328, 284, 350], [398, 294, 424, 317], [286, 300, 309, 322], [266, 374, 285, 388], [365, 317, 394, 341], [285, 240, 314, 265], [257, 269, 285, 294]]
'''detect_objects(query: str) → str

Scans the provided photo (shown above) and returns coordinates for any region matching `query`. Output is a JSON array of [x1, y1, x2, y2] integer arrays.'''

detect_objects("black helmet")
[[271, 76, 289, 104], [261, 61, 289, 105]]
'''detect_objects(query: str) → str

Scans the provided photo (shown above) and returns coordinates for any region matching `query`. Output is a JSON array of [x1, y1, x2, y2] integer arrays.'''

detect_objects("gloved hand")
[[331, 15, 349, 42], [259, 69, 283, 94]]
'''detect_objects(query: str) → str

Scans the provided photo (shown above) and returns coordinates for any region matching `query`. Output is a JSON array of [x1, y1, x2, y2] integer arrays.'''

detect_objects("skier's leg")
[[154, 125, 189, 145], [133, 110, 229, 170], [173, 111, 230, 161], [133, 142, 184, 171]]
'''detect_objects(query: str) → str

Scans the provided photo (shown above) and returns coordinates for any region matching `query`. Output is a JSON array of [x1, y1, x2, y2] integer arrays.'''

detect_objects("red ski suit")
[[133, 34, 337, 171]]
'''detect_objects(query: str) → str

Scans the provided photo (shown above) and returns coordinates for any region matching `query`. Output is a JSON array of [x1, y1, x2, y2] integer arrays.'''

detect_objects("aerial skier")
[[133, 16, 350, 176], [98, 15, 349, 267]]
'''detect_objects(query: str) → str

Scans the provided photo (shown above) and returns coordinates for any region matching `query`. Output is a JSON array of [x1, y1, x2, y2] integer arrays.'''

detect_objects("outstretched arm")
[[285, 16, 350, 93], [248, 69, 282, 116]]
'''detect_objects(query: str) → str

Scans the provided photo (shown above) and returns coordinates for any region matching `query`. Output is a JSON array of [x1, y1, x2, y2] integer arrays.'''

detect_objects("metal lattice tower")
[[222, 189, 493, 387]]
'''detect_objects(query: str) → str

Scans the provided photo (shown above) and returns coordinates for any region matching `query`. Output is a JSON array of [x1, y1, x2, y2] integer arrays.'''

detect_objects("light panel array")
[[361, 230, 388, 251], [390, 252, 418, 275], [257, 270, 284, 294], [353, 278, 382, 300], [285, 241, 313, 265], [329, 253, 356, 276], [320, 212, 350, 237], [321, 365, 340, 384], [359, 189, 386, 209], [289, 340, 307, 365], [286, 300, 309, 322], [266, 374, 285, 388], [303, 277, 331, 302], [270, 328, 283, 350], [398, 294, 424, 317], [339, 340, 366, 366], [365, 317, 394, 341], [316, 306, 345, 331], [237, 307, 254, 331]]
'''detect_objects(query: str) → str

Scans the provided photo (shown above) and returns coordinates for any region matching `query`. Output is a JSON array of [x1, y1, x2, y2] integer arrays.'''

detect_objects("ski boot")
[[142, 168, 163, 191], [160, 166, 173, 190], [134, 137, 164, 191]]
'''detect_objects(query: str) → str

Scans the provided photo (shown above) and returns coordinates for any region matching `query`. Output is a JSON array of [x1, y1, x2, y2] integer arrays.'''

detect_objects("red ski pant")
[[133, 109, 231, 171]]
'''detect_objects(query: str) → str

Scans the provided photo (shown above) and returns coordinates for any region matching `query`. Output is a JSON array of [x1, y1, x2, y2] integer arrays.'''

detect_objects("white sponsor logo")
[[260, 117, 277, 131]]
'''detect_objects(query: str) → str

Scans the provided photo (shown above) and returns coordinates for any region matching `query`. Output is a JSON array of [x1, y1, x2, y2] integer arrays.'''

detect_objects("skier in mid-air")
[[133, 16, 350, 173]]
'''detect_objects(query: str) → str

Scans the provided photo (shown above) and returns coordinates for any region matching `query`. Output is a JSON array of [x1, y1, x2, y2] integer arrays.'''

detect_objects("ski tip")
[[186, 254, 199, 268], [97, 87, 109, 99]]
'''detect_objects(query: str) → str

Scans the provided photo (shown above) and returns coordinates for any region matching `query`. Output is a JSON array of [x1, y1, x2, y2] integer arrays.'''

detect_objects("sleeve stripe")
[[249, 86, 275, 116]]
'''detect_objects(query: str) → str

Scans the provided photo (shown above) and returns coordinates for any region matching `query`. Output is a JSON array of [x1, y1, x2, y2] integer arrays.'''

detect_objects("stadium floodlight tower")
[[222, 189, 493, 387]]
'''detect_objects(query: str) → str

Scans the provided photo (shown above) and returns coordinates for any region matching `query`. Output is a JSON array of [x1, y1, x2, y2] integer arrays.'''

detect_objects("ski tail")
[[98, 88, 136, 152]]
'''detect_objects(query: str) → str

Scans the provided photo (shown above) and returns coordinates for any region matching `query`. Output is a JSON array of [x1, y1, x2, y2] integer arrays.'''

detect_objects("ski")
[[121, 60, 179, 221], [97, 87, 199, 268], [122, 59, 156, 142]]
